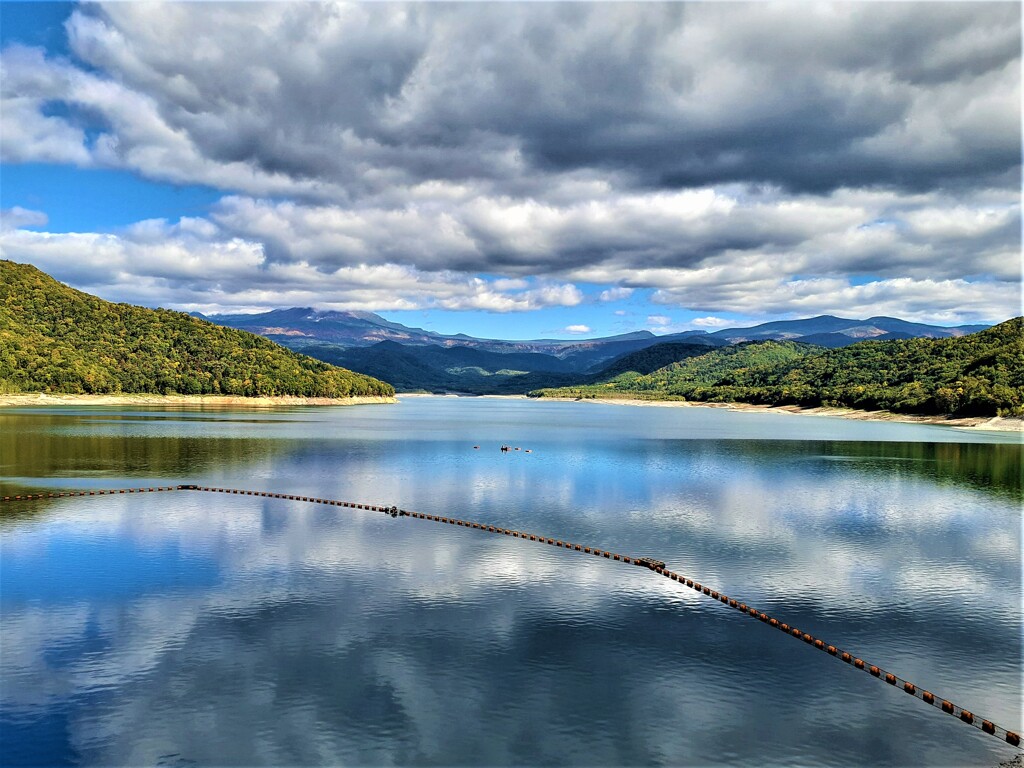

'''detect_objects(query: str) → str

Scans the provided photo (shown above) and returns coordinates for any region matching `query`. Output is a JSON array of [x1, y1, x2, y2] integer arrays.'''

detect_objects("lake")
[[1, 397, 1021, 767]]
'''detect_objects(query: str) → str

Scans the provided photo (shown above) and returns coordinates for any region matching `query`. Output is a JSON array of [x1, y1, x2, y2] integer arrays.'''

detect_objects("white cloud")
[[690, 316, 731, 328], [0, 223, 583, 314], [0, 206, 48, 230], [564, 325, 591, 334], [0, 46, 93, 166], [902, 205, 1016, 240], [0, 43, 343, 198], [2, 184, 1018, 323], [189, 187, 1023, 288], [599, 287, 633, 302], [646, 315, 671, 327], [652, 276, 1021, 326]]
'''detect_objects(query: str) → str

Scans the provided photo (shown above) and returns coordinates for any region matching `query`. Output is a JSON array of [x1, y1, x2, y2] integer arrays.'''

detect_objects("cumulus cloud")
[[0, 206, 48, 230], [0, 2, 1020, 321], [3, 3, 1019, 199], [197, 187, 1021, 286], [690, 317, 731, 328], [651, 276, 1020, 325], [564, 324, 591, 334], [599, 287, 634, 302], [646, 315, 671, 327], [1, 186, 1017, 321], [0, 223, 583, 314]]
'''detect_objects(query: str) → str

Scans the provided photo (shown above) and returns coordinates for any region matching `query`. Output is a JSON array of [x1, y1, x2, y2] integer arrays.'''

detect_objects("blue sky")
[[3, 164, 222, 232], [1, 2, 74, 53], [1, 2, 1019, 339]]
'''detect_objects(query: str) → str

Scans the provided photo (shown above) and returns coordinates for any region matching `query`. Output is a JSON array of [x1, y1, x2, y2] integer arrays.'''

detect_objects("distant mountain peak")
[[204, 307, 994, 355]]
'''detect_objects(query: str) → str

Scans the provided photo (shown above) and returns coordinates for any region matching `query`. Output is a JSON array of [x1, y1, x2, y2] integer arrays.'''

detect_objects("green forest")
[[533, 319, 1024, 417], [0, 261, 394, 398]]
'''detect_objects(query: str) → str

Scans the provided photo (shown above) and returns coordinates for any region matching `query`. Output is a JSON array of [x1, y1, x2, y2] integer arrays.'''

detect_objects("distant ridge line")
[[203, 307, 992, 351]]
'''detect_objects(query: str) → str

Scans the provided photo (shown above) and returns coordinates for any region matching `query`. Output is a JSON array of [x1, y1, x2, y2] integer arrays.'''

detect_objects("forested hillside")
[[305, 340, 583, 394], [0, 261, 394, 398], [533, 319, 1024, 416], [593, 342, 720, 378]]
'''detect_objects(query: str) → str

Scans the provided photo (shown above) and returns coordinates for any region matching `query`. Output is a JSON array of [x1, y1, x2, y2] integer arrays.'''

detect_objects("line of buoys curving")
[[1, 486, 181, 501], [2, 484, 1018, 749]]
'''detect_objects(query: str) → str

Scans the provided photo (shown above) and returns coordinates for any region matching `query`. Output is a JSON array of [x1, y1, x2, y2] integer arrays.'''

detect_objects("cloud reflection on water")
[[0, 402, 1020, 766]]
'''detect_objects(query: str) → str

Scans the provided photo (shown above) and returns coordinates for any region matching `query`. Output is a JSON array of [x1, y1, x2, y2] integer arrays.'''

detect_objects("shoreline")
[[5, 391, 1018, 432], [0, 393, 396, 408], [531, 395, 1024, 433]]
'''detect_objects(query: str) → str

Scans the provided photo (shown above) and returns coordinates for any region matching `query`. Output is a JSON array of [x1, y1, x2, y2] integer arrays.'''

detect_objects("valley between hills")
[[2, 260, 1021, 426]]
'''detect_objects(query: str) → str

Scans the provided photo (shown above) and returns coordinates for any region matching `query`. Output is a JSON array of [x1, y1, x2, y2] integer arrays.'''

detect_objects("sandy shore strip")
[[0, 393, 396, 408], [533, 395, 1024, 433]]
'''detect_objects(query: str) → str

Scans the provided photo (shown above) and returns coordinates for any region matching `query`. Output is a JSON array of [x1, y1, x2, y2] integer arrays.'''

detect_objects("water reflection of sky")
[[1, 399, 1020, 767]]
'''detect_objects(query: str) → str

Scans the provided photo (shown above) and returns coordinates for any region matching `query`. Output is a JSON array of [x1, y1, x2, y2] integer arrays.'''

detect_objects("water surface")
[[1, 398, 1021, 766]]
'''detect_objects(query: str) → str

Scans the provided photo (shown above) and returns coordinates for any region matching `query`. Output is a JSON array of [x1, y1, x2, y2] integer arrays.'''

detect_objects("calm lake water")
[[1, 397, 1021, 767]]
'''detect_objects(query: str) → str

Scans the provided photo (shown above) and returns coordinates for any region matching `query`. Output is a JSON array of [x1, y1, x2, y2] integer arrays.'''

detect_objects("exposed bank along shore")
[[530, 394, 1024, 433], [0, 393, 396, 408], [3, 391, 1019, 432]]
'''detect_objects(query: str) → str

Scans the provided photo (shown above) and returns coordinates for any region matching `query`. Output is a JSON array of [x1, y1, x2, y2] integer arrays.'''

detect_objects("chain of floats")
[[3, 483, 1020, 749]]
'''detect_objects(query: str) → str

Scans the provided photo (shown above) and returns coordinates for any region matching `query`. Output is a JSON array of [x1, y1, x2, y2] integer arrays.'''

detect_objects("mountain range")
[[202, 307, 987, 350], [200, 308, 991, 393], [198, 307, 670, 359]]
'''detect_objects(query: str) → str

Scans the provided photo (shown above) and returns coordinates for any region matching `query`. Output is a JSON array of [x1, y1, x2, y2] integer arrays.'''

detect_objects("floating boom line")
[[3, 484, 1020, 749]]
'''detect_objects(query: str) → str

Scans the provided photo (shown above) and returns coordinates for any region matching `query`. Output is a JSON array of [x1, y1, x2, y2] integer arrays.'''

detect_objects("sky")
[[0, 2, 1020, 340]]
